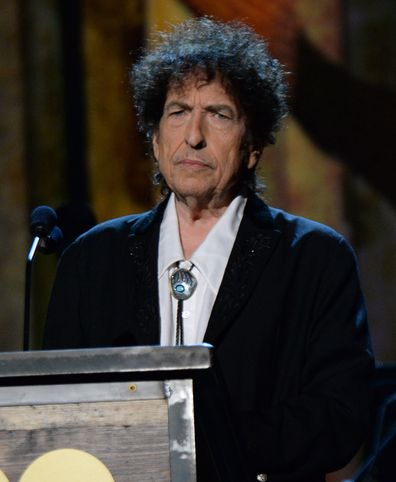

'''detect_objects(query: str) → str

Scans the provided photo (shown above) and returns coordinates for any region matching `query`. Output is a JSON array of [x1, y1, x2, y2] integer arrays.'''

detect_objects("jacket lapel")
[[126, 199, 168, 345], [204, 195, 281, 345], [124, 194, 281, 347]]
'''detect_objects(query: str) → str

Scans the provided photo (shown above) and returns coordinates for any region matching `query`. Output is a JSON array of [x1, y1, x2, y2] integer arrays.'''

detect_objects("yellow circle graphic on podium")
[[19, 448, 115, 482], [0, 470, 9, 482]]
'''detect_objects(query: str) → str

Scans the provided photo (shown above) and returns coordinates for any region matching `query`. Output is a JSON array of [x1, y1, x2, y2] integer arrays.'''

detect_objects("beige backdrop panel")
[[0, 0, 27, 350]]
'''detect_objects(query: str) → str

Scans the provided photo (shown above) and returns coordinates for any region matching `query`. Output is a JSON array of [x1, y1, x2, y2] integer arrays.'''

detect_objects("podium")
[[0, 344, 212, 482]]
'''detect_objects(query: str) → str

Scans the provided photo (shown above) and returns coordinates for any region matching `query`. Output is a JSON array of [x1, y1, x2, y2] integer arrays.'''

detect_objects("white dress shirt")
[[158, 193, 247, 345]]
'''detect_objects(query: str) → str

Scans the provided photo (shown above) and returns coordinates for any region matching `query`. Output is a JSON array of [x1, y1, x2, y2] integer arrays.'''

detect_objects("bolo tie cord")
[[176, 299, 184, 346]]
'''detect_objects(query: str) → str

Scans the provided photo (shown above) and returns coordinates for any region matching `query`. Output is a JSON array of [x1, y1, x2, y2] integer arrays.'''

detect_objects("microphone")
[[24, 205, 62, 351], [39, 226, 64, 255], [30, 205, 57, 238]]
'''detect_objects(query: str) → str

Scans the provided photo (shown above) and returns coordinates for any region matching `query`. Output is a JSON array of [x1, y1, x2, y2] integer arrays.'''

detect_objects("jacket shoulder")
[[268, 206, 346, 244], [261, 205, 359, 267], [60, 209, 156, 259]]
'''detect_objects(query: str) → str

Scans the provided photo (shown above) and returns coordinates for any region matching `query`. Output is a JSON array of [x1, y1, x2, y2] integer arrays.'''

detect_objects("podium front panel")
[[0, 346, 211, 482]]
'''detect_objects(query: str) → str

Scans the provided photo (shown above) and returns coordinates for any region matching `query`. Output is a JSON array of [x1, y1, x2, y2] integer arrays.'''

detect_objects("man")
[[44, 17, 373, 481]]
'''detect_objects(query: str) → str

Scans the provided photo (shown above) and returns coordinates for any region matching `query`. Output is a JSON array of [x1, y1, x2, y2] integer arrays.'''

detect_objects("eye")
[[168, 109, 185, 117], [208, 108, 233, 122], [214, 112, 230, 120]]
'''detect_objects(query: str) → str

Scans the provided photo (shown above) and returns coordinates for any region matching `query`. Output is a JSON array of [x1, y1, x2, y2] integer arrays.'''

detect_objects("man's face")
[[153, 76, 258, 207]]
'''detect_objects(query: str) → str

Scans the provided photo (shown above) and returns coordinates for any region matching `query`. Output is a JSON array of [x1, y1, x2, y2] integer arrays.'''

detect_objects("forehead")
[[165, 73, 240, 109]]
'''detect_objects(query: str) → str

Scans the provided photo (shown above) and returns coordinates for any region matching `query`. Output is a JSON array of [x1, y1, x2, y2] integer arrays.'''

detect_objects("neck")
[[175, 195, 228, 222], [174, 193, 235, 259]]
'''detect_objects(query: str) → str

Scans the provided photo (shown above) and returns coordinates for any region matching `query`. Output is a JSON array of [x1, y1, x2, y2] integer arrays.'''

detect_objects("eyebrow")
[[164, 101, 190, 112], [164, 100, 238, 117]]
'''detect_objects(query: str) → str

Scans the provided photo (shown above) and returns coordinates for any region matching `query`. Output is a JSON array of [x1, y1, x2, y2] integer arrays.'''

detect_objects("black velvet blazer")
[[44, 193, 373, 482]]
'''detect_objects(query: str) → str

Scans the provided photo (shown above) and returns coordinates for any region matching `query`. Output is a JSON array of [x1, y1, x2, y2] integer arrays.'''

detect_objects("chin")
[[172, 181, 212, 199]]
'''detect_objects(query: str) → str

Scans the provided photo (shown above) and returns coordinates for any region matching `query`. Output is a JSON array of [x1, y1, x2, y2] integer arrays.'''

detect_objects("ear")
[[152, 129, 160, 160], [246, 148, 261, 170]]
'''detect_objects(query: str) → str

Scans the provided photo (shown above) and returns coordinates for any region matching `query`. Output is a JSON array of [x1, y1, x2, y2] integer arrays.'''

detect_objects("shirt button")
[[256, 474, 267, 481], [182, 310, 191, 319]]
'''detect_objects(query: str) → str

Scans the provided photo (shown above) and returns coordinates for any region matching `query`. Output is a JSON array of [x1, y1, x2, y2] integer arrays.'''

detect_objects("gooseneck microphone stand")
[[23, 236, 41, 351]]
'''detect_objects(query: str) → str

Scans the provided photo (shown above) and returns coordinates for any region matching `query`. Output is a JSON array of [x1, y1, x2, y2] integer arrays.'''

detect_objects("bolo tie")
[[169, 263, 197, 345]]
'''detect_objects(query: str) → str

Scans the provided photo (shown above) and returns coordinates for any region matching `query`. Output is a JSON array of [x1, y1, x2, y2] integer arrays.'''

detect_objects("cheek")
[[158, 157, 169, 176], [156, 130, 184, 160], [158, 155, 175, 184], [218, 141, 244, 170]]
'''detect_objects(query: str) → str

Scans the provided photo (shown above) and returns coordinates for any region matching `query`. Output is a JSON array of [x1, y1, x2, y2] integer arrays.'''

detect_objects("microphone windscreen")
[[30, 205, 57, 237], [39, 226, 64, 255]]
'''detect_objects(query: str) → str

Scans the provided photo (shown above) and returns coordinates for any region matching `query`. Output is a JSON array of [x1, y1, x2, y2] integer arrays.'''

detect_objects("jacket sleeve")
[[43, 239, 85, 349], [236, 236, 374, 480]]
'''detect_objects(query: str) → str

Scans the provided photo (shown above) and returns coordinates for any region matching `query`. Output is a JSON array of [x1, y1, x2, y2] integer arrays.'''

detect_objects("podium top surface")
[[0, 344, 212, 379]]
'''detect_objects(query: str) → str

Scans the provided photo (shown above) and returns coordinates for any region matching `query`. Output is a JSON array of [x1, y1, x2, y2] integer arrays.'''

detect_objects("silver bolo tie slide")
[[169, 266, 197, 345]]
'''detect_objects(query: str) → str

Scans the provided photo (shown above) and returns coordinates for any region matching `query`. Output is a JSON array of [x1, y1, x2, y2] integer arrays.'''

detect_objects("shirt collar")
[[190, 194, 246, 293], [158, 192, 247, 293], [158, 193, 184, 280]]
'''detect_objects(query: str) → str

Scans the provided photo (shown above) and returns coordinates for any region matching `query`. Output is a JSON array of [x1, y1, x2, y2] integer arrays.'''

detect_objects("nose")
[[185, 111, 206, 149]]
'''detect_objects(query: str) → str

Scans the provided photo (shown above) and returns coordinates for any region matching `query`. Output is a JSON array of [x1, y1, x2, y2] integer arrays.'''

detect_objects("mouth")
[[177, 158, 211, 169]]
